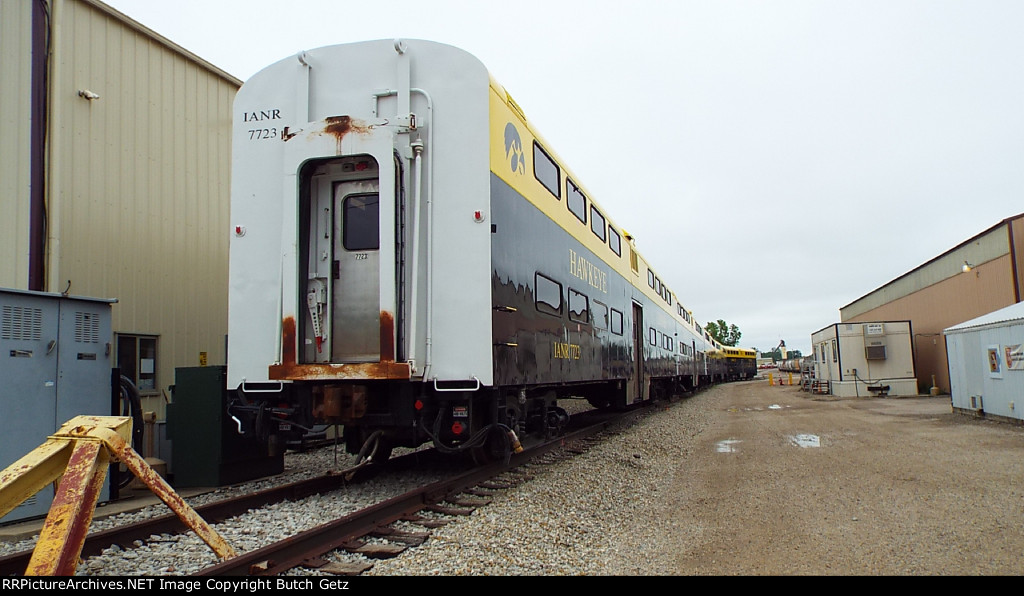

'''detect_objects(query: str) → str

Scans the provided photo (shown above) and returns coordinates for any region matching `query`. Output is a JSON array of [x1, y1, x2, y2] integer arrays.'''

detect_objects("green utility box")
[[166, 366, 283, 488]]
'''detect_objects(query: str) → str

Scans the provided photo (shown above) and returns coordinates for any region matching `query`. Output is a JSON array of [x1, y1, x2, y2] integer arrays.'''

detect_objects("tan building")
[[840, 214, 1024, 394], [1, 0, 241, 418]]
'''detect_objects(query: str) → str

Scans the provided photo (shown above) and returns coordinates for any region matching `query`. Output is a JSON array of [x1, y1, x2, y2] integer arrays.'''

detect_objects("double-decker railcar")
[[713, 347, 758, 381], [226, 39, 741, 461]]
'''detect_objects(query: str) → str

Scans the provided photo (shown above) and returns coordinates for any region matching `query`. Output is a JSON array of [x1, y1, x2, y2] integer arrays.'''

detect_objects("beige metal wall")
[[7, 0, 242, 417], [0, 1, 34, 288], [811, 322, 917, 397], [840, 220, 1021, 393]]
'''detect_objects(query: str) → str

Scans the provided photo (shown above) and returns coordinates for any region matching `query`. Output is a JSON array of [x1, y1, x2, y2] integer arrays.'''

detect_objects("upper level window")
[[533, 142, 560, 198], [647, 269, 655, 288], [608, 227, 621, 256], [566, 179, 587, 224], [590, 206, 606, 242]]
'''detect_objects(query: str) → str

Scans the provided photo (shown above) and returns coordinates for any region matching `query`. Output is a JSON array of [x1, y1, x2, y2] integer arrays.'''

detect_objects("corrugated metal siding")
[[0, 1, 34, 289], [843, 254, 1017, 393], [1012, 217, 1024, 302], [841, 224, 1010, 320], [46, 0, 238, 415]]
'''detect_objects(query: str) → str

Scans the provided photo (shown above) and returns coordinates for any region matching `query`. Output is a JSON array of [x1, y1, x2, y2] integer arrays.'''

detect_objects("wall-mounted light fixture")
[[962, 260, 974, 273], [77, 89, 100, 101]]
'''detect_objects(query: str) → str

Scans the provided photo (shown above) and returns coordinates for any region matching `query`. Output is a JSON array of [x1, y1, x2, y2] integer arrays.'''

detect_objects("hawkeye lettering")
[[568, 249, 608, 293]]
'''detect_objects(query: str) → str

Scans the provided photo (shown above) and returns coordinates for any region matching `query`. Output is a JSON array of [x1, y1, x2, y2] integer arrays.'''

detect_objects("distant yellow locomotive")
[[223, 39, 754, 461]]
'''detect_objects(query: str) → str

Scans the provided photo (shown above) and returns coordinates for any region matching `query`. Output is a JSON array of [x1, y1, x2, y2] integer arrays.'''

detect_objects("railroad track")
[[0, 398, 659, 576], [195, 406, 649, 576]]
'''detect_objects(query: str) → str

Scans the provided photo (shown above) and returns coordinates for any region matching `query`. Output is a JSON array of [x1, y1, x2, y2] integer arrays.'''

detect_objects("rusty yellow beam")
[[88, 425, 238, 561], [0, 439, 72, 521], [25, 438, 109, 576], [0, 416, 236, 576]]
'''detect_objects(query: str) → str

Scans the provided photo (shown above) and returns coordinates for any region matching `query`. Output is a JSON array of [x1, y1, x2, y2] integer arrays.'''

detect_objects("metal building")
[[1, 0, 241, 421], [839, 214, 1024, 395], [944, 301, 1024, 424]]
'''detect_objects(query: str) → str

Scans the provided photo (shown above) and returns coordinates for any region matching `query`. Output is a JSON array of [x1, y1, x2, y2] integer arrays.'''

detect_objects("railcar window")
[[533, 142, 560, 198], [610, 308, 624, 335], [568, 288, 589, 324], [566, 179, 587, 224], [590, 206, 606, 241], [343, 194, 380, 250], [593, 300, 609, 330], [535, 273, 563, 317], [609, 227, 621, 256]]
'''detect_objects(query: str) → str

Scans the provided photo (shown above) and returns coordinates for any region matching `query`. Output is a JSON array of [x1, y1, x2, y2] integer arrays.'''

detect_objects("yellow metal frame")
[[0, 416, 236, 576]]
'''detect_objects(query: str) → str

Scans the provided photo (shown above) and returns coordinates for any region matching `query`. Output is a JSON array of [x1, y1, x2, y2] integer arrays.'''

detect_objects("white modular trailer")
[[811, 321, 918, 397], [944, 302, 1024, 422], [227, 40, 493, 390]]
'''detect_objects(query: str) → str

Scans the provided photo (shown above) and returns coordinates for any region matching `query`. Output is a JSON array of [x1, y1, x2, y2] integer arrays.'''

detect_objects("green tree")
[[705, 319, 742, 346]]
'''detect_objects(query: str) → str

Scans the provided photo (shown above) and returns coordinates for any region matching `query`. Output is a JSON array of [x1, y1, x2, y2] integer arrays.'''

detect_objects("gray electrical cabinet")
[[0, 288, 116, 523]]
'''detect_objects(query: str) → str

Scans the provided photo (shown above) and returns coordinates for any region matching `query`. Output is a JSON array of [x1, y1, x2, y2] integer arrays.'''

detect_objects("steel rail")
[[0, 397, 660, 576], [195, 407, 648, 576], [0, 450, 429, 576]]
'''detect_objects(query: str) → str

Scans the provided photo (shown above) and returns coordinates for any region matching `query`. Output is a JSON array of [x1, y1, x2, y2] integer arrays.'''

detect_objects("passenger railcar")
[[226, 39, 747, 461], [714, 347, 758, 381]]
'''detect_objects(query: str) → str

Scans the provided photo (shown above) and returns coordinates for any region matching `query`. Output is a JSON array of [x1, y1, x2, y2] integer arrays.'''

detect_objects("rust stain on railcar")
[[379, 310, 395, 362], [281, 316, 298, 366], [270, 361, 410, 381], [270, 313, 409, 380], [282, 116, 374, 144], [324, 116, 373, 140]]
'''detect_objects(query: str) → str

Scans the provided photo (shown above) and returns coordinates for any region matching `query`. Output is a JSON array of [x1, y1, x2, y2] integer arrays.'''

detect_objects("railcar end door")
[[331, 181, 381, 362]]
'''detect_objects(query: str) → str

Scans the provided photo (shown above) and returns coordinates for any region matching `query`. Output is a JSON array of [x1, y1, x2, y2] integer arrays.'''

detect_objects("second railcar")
[[225, 39, 739, 460]]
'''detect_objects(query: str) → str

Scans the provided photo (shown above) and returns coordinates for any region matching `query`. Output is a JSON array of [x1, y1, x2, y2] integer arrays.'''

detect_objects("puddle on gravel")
[[716, 439, 742, 453], [729, 404, 791, 412], [788, 434, 820, 448]]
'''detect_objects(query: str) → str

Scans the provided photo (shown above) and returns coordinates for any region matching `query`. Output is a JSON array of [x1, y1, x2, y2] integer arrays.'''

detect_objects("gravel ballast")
[[3, 377, 1022, 575]]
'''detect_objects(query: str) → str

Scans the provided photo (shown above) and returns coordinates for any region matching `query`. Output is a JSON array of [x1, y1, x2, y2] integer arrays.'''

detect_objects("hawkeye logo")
[[504, 122, 525, 175]]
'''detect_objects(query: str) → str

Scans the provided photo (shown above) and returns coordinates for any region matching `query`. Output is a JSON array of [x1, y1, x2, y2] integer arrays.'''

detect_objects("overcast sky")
[[104, 0, 1024, 356]]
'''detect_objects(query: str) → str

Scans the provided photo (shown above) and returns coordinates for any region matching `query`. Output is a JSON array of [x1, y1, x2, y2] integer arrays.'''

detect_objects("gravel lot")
[[367, 376, 1024, 576], [4, 375, 1021, 576]]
